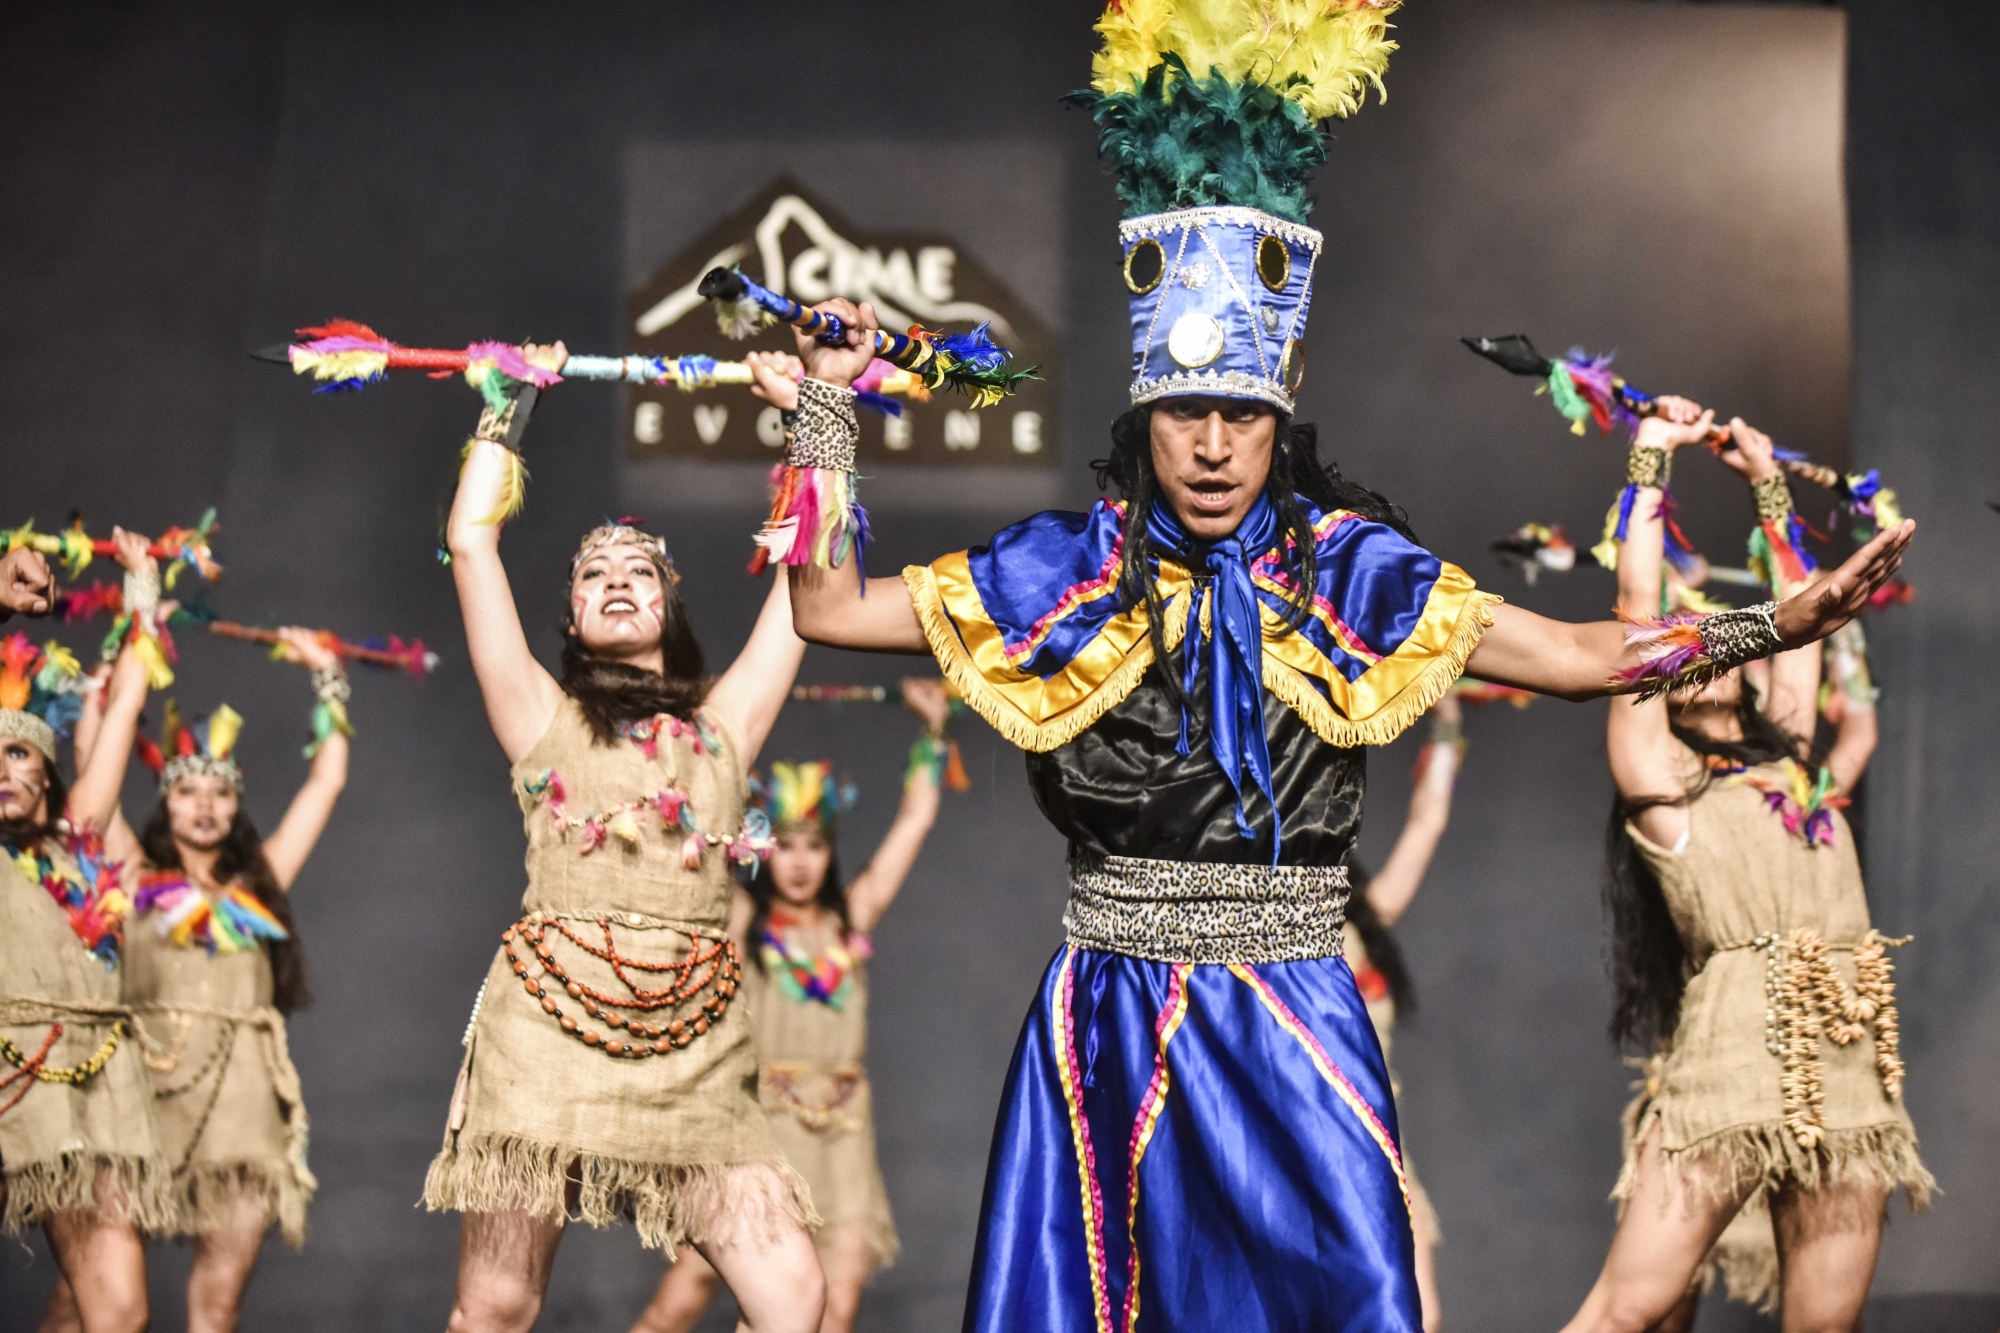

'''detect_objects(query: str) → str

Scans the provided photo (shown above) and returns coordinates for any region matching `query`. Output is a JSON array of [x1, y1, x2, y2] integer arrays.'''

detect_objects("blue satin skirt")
[[964, 946, 1419, 1333]]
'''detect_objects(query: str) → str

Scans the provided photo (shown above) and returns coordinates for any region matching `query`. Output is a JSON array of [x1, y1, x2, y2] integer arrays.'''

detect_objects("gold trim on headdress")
[[570, 524, 679, 584]]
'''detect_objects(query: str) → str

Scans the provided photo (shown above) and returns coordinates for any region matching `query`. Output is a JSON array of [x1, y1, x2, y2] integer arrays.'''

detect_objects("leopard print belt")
[[1062, 852, 1350, 965]]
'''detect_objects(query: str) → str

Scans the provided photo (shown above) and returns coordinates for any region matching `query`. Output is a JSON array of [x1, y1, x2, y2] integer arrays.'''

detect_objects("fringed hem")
[[169, 1159, 313, 1250], [2, 1151, 177, 1236], [1265, 590, 1500, 749], [903, 564, 1173, 754], [422, 1132, 819, 1257], [1617, 1112, 1936, 1210]]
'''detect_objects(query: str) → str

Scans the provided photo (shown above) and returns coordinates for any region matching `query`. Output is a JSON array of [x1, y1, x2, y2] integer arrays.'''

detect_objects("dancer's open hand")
[[1773, 520, 1916, 648]]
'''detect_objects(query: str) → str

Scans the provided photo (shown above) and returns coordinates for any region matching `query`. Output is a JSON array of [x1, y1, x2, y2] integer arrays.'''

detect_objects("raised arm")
[[844, 680, 951, 934], [775, 297, 929, 653], [1713, 418, 1820, 745], [1364, 698, 1461, 927], [1820, 623, 1878, 796], [73, 660, 143, 866], [258, 628, 351, 889], [704, 573, 807, 767], [67, 530, 157, 835], [447, 429, 564, 763]]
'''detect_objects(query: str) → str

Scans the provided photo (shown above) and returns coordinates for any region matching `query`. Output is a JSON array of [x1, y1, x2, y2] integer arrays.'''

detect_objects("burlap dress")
[[0, 840, 172, 1233], [424, 700, 812, 1252], [748, 913, 898, 1273], [124, 901, 314, 1246], [1342, 919, 1440, 1249], [1620, 765, 1933, 1307]]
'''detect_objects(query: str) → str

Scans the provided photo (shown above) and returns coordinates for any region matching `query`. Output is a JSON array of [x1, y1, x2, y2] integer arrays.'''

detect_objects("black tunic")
[[1026, 662, 1366, 868]]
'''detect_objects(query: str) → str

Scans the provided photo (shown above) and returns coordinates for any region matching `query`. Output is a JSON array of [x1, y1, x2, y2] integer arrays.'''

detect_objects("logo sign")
[[626, 177, 1058, 467]]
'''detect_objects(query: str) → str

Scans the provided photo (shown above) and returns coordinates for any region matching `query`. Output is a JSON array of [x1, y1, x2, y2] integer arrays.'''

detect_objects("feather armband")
[[1615, 601, 1783, 700], [1746, 473, 1818, 598], [750, 378, 869, 574]]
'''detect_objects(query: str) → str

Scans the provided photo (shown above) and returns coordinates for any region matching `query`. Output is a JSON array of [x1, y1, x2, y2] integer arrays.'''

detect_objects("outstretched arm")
[[448, 432, 564, 763], [1365, 698, 1461, 927], [843, 680, 951, 935], [68, 532, 157, 835], [259, 629, 351, 889]]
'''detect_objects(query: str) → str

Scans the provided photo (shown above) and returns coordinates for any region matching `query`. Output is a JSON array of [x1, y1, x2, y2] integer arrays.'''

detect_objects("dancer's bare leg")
[[445, 1209, 566, 1333], [41, 1205, 148, 1333], [812, 1223, 873, 1333], [1412, 1235, 1441, 1333], [630, 1251, 725, 1333], [187, 1194, 271, 1333], [1651, 1285, 1700, 1333], [688, 1165, 825, 1333], [1558, 1126, 1748, 1333], [1770, 1180, 1887, 1333]]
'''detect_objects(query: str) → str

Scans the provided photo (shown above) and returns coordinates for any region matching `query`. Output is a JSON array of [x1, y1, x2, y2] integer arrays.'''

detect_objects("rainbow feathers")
[[134, 875, 289, 955]]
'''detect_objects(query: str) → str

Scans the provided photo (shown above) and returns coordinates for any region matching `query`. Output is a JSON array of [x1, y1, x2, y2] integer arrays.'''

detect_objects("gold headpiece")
[[570, 522, 678, 584]]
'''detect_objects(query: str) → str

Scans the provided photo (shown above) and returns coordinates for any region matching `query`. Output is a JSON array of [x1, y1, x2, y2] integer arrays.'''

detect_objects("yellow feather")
[[134, 633, 174, 689], [459, 438, 529, 527], [206, 704, 244, 760], [1092, 0, 1400, 121]]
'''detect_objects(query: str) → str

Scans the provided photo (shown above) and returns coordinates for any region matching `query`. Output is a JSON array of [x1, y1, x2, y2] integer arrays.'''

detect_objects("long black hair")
[[1091, 406, 1413, 713], [559, 549, 708, 745], [1604, 678, 1803, 1049], [743, 836, 848, 972], [141, 802, 309, 1014], [1344, 858, 1416, 1014]]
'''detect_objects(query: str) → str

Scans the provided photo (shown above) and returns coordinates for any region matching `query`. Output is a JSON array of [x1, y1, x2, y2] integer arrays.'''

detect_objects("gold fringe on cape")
[[422, 1131, 819, 1257], [2, 1150, 178, 1236], [906, 563, 1500, 753]]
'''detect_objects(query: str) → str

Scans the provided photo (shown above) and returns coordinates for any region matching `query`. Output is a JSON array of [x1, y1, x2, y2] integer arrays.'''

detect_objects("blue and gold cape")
[[902, 499, 1500, 752]]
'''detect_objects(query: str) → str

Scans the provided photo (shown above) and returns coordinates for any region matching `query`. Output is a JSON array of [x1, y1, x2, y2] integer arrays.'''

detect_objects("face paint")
[[0, 740, 50, 822], [571, 545, 669, 648]]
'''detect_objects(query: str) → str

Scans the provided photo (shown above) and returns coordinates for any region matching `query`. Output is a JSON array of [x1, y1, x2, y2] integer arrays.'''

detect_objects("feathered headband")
[[571, 522, 679, 584], [0, 635, 85, 762], [1072, 0, 1401, 413], [139, 701, 245, 792], [750, 761, 856, 835]]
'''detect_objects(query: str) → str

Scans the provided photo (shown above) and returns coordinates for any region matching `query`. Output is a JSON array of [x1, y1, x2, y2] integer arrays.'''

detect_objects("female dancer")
[[1561, 401, 1931, 1333], [48, 627, 350, 1333], [0, 531, 166, 1333], [767, 277, 1908, 1328], [424, 348, 824, 1333], [1346, 693, 1463, 1333], [632, 680, 955, 1333]]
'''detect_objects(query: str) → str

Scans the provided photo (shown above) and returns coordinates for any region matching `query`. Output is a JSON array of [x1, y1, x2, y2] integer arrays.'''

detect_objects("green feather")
[[1066, 57, 1331, 224]]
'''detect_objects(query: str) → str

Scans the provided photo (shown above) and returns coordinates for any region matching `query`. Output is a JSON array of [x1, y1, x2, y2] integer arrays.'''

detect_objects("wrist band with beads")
[[1626, 444, 1671, 489], [122, 566, 161, 622], [750, 378, 867, 574], [1426, 713, 1463, 751], [1616, 601, 1785, 701], [1752, 473, 1795, 522], [305, 663, 354, 758], [1748, 473, 1816, 595]]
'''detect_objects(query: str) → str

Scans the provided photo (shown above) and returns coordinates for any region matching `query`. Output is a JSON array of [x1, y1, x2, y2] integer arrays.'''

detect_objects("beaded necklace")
[[1708, 755, 1848, 848], [133, 873, 288, 955], [761, 909, 868, 1009], [7, 828, 129, 968]]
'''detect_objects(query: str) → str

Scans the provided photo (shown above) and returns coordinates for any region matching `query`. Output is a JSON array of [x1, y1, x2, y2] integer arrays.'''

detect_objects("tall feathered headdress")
[[1069, 0, 1401, 412], [0, 635, 86, 762], [750, 761, 856, 836], [138, 701, 245, 792]]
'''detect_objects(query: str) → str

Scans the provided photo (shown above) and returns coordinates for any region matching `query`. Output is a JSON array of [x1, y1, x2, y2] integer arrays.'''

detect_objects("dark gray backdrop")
[[2, 2, 1993, 1330]]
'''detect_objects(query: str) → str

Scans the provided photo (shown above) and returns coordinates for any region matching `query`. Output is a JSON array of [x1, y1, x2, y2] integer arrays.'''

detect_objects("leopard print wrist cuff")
[[789, 378, 860, 472], [1752, 473, 1795, 522], [1701, 600, 1784, 672], [1627, 444, 1671, 489]]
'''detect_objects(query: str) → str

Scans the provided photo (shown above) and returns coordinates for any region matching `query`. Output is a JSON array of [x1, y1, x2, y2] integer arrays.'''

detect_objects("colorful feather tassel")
[[1613, 608, 1718, 701], [135, 875, 288, 955], [749, 463, 871, 577]]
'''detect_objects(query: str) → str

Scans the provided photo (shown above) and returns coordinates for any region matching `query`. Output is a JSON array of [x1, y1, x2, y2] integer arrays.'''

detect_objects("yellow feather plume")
[[206, 704, 244, 760], [459, 438, 529, 527], [1091, 0, 1401, 120]]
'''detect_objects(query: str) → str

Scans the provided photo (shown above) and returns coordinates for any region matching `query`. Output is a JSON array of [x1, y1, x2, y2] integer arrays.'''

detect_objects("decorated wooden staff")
[[1462, 334, 1904, 546], [2, 511, 221, 585], [52, 583, 438, 677], [696, 268, 1038, 410], [788, 681, 974, 792]]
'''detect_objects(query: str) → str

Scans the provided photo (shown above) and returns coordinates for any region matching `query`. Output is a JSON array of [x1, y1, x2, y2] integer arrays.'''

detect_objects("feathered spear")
[[2, 512, 221, 585], [51, 584, 437, 677]]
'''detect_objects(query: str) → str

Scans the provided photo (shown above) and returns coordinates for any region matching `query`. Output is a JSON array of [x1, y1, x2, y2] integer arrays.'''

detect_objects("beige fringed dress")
[[1341, 920, 1440, 1249], [749, 911, 898, 1273], [1620, 765, 1933, 1308], [0, 838, 172, 1234], [424, 701, 813, 1253], [123, 908, 314, 1246]]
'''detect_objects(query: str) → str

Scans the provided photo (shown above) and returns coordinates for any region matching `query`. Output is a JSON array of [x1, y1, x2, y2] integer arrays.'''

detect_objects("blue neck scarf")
[[1146, 493, 1281, 864]]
